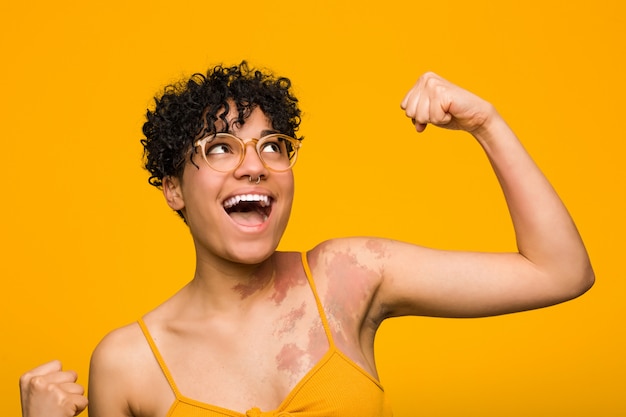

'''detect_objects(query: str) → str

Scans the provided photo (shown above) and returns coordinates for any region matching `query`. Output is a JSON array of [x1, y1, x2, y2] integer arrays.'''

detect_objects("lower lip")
[[224, 209, 272, 233]]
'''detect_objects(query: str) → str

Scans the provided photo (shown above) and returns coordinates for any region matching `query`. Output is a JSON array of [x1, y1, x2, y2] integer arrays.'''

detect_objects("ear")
[[162, 176, 185, 211]]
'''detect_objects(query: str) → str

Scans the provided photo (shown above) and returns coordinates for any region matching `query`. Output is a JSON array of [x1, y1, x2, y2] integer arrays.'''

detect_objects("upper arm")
[[88, 327, 140, 417], [89, 322, 176, 417], [371, 238, 592, 319], [313, 237, 591, 325]]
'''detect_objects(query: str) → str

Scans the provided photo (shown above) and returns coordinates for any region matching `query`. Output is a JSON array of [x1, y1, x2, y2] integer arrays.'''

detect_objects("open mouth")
[[223, 194, 273, 226]]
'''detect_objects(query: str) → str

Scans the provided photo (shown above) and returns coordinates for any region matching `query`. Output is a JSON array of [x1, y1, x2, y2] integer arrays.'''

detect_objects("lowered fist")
[[20, 360, 88, 417]]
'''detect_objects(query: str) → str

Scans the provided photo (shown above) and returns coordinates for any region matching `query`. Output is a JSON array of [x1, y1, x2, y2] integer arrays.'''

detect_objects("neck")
[[186, 251, 278, 312]]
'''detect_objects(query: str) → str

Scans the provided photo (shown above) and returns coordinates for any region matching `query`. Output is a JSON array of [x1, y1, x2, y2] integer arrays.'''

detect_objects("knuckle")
[[421, 71, 438, 84], [29, 375, 48, 390], [19, 372, 32, 388], [67, 369, 78, 381], [427, 79, 442, 93]]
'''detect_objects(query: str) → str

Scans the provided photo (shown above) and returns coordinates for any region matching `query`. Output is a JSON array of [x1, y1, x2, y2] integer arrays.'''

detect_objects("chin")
[[226, 245, 277, 266]]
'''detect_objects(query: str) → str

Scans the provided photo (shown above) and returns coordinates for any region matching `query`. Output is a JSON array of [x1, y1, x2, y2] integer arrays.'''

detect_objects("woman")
[[19, 62, 594, 417]]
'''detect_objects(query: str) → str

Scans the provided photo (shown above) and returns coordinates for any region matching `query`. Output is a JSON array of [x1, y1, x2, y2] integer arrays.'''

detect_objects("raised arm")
[[363, 72, 594, 320]]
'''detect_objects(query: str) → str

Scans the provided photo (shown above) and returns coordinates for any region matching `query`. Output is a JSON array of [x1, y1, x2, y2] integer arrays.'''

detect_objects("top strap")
[[137, 318, 182, 398], [300, 251, 336, 348]]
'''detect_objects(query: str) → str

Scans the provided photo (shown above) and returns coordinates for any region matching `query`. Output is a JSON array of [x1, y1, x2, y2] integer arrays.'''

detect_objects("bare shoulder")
[[89, 322, 150, 396], [90, 287, 187, 370], [91, 322, 147, 370], [89, 322, 166, 417], [307, 237, 393, 324], [307, 236, 393, 276]]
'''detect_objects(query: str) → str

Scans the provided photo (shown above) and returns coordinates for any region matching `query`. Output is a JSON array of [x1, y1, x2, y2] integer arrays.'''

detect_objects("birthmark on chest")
[[274, 302, 306, 337], [270, 272, 306, 305], [232, 274, 268, 300], [276, 343, 306, 377]]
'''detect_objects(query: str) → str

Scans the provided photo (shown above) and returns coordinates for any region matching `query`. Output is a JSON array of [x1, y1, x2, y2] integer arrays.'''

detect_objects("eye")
[[207, 143, 233, 155], [203, 134, 238, 156], [260, 140, 283, 154]]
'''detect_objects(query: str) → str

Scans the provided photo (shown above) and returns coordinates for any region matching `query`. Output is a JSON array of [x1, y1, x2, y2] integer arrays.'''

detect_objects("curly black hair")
[[141, 61, 302, 190]]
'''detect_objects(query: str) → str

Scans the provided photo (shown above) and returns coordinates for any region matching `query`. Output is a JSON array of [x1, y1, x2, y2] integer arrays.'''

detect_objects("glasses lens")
[[257, 135, 298, 171], [201, 134, 242, 172]]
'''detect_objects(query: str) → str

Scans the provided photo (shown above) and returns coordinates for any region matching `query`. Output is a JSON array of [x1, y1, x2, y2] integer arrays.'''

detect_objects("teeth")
[[223, 194, 271, 209]]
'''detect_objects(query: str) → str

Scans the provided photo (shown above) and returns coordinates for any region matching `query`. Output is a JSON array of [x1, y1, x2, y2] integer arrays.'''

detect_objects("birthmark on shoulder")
[[323, 248, 378, 324], [324, 249, 358, 277], [365, 239, 390, 259]]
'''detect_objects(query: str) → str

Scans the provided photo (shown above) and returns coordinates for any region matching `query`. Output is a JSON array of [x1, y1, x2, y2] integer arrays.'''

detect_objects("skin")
[[20, 72, 594, 417]]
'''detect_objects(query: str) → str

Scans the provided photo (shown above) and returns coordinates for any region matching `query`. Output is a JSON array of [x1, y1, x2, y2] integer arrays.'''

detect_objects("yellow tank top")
[[138, 252, 393, 417]]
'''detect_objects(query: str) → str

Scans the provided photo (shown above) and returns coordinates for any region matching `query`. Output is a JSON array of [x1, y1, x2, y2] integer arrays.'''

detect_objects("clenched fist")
[[20, 360, 88, 417], [401, 72, 497, 135]]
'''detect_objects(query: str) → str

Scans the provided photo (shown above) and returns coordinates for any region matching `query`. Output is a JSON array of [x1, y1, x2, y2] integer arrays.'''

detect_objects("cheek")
[[282, 171, 295, 203], [182, 161, 222, 196], [180, 167, 224, 220], [279, 174, 295, 220], [272, 170, 295, 209]]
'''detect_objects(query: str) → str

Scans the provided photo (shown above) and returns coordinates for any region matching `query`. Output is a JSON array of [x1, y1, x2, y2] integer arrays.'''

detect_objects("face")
[[163, 105, 295, 266]]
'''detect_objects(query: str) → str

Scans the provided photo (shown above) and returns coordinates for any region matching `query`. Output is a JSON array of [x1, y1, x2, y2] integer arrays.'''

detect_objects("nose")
[[234, 140, 269, 181]]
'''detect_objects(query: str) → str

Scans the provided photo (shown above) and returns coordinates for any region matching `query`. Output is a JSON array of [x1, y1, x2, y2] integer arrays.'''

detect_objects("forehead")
[[215, 104, 274, 136]]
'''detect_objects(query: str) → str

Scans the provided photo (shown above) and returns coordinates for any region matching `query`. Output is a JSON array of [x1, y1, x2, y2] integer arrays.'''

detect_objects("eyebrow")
[[260, 129, 280, 137], [216, 128, 281, 139]]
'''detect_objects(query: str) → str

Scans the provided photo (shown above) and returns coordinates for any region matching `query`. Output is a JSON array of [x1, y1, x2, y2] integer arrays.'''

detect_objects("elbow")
[[542, 257, 595, 306], [579, 262, 596, 294], [564, 260, 595, 301]]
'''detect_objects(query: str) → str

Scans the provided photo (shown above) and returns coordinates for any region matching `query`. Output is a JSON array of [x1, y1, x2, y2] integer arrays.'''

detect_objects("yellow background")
[[2, 0, 624, 415]]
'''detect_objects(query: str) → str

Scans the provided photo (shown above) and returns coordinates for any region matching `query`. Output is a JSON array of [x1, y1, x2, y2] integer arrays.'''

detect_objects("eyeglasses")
[[194, 132, 301, 173]]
